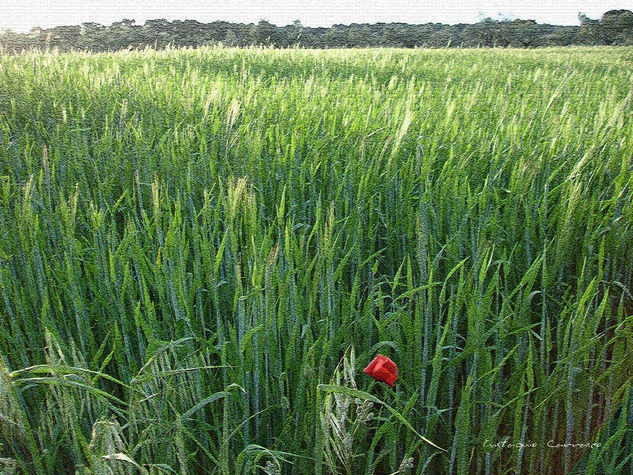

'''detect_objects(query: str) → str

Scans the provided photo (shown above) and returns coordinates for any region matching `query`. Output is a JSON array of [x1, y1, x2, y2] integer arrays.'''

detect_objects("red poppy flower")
[[363, 354, 398, 387]]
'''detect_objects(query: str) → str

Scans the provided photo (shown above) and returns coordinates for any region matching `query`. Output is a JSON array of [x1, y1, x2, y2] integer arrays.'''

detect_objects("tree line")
[[1, 10, 632, 53]]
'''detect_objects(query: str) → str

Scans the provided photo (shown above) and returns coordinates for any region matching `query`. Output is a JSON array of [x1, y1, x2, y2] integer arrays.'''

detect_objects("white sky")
[[1, 0, 631, 33]]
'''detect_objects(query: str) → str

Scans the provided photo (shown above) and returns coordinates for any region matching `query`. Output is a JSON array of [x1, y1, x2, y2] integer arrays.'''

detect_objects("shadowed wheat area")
[[0, 46, 632, 474]]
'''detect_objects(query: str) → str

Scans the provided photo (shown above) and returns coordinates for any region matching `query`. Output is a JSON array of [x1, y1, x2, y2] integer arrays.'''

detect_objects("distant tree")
[[223, 29, 238, 46], [462, 18, 498, 47], [251, 19, 280, 46], [0, 28, 27, 52], [79, 23, 105, 51], [25, 27, 47, 50], [300, 26, 325, 48], [510, 19, 539, 47], [601, 9, 633, 44], [81, 22, 104, 35], [109, 19, 142, 49], [424, 24, 453, 48], [288, 20, 303, 46], [381, 23, 408, 47], [144, 19, 171, 48], [324, 25, 348, 48], [43, 25, 81, 51], [347, 24, 380, 47], [578, 13, 603, 44], [541, 25, 578, 47], [112, 19, 136, 29]]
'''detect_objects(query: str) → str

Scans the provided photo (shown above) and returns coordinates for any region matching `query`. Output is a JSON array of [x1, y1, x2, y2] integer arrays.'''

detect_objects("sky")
[[1, 0, 631, 33]]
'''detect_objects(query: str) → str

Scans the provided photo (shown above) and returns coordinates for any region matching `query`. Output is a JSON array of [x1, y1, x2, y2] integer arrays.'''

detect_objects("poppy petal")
[[364, 355, 398, 387], [363, 357, 379, 375]]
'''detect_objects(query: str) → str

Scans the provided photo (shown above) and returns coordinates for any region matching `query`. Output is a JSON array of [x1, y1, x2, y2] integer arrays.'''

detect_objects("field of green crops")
[[1, 46, 632, 474]]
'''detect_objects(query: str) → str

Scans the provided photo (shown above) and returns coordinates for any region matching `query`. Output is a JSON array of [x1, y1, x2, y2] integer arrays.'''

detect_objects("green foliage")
[[0, 46, 632, 473], [1, 11, 632, 52]]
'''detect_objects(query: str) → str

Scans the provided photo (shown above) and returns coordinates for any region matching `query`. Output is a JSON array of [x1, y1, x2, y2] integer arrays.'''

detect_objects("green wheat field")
[[1, 46, 632, 474]]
